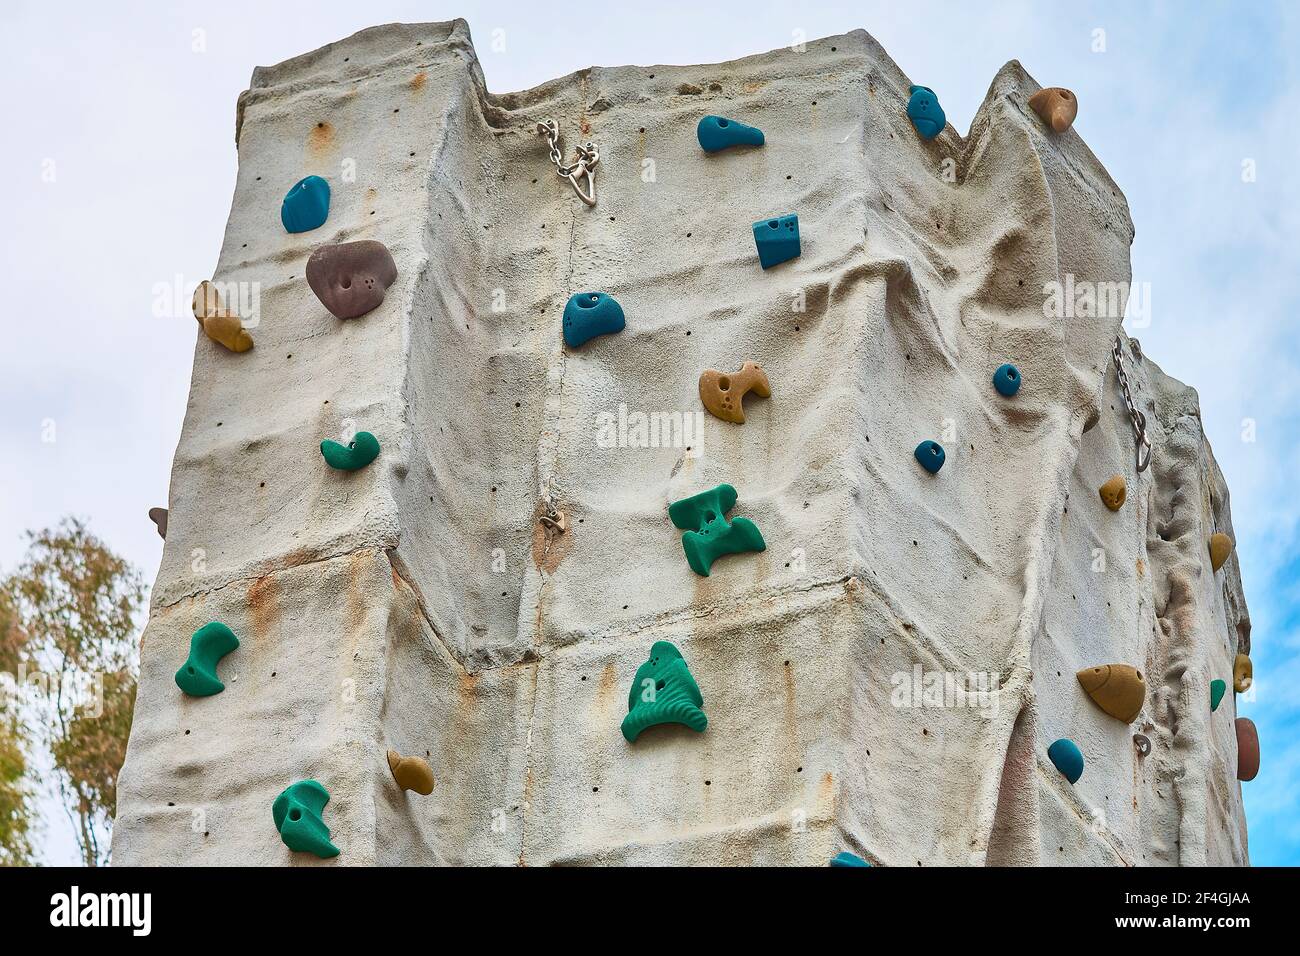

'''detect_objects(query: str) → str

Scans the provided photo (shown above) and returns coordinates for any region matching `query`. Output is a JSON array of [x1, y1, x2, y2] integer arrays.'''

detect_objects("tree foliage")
[[1, 518, 143, 865], [0, 713, 33, 866]]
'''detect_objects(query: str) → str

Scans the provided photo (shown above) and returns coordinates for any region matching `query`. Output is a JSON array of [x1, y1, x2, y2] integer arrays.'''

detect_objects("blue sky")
[[1, 0, 1295, 864]]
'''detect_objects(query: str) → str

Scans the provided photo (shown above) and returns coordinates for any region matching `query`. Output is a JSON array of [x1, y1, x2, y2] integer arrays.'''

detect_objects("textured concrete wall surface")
[[113, 20, 1250, 865]]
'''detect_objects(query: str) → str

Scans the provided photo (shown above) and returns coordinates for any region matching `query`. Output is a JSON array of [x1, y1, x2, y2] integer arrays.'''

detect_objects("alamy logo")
[[1042, 274, 1151, 327], [152, 273, 262, 327], [49, 886, 151, 936], [890, 665, 1001, 718], [595, 403, 704, 451]]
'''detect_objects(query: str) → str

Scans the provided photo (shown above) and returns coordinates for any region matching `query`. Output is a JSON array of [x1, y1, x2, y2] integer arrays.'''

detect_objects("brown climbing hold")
[[148, 507, 168, 540], [1028, 87, 1078, 134], [1233, 653, 1253, 693], [1235, 717, 1259, 781], [306, 239, 398, 320], [387, 750, 435, 795], [1209, 532, 1234, 571], [192, 280, 253, 352], [698, 361, 771, 424], [1098, 475, 1127, 511], [1076, 663, 1146, 723]]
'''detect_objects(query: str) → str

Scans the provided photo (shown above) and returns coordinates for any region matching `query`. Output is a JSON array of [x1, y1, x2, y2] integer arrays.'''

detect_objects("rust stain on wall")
[[530, 501, 573, 573], [308, 121, 334, 153], [246, 574, 279, 641], [595, 662, 618, 717]]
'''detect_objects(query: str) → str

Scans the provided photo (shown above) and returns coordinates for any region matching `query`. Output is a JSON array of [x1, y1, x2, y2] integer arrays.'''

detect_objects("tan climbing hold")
[[1098, 474, 1127, 511], [1233, 653, 1253, 693], [1209, 532, 1234, 571], [1076, 663, 1146, 723], [192, 280, 253, 353], [699, 361, 771, 424], [387, 750, 435, 795], [1028, 87, 1078, 134]]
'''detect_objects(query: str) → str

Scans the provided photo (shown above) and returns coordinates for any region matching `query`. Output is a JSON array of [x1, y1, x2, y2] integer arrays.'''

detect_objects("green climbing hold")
[[830, 851, 871, 867], [668, 483, 766, 576], [272, 780, 340, 858], [320, 431, 380, 471], [1210, 679, 1227, 712], [621, 641, 707, 743], [175, 622, 240, 697]]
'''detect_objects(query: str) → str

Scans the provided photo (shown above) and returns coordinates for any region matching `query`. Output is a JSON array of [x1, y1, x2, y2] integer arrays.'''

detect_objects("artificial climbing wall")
[[113, 20, 1251, 865]]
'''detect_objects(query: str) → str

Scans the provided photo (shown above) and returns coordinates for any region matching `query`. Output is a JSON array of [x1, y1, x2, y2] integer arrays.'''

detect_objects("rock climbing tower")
[[114, 21, 1252, 865]]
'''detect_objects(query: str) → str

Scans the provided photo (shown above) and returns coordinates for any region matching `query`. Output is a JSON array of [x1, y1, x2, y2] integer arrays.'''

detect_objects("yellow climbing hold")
[[1076, 663, 1146, 723], [1233, 653, 1253, 694], [192, 280, 253, 353], [387, 750, 435, 795], [1209, 532, 1234, 572], [1098, 474, 1127, 511]]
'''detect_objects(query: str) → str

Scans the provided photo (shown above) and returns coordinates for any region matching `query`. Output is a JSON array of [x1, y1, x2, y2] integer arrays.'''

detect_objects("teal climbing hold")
[[697, 115, 765, 153], [1210, 679, 1227, 712], [272, 780, 340, 858], [1048, 738, 1084, 784], [621, 640, 707, 743], [562, 292, 625, 348], [906, 86, 946, 140], [281, 175, 330, 233], [752, 214, 801, 269], [830, 851, 871, 867], [993, 363, 1022, 397], [668, 483, 766, 576], [175, 622, 239, 697], [915, 440, 945, 474], [320, 431, 380, 471]]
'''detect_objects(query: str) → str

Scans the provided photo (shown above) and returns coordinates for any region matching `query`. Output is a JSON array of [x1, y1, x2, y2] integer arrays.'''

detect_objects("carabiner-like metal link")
[[536, 118, 599, 207], [1113, 336, 1152, 473]]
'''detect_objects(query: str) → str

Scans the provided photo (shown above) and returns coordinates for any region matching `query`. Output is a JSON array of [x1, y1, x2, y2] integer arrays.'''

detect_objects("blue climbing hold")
[[697, 115, 765, 153], [906, 85, 946, 140], [993, 363, 1022, 397], [281, 175, 330, 233], [1048, 738, 1084, 784], [752, 214, 801, 269], [914, 440, 945, 474], [562, 292, 625, 348], [830, 851, 871, 867]]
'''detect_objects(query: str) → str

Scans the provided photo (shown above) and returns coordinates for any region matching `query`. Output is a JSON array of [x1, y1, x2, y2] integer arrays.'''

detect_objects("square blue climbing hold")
[[752, 214, 801, 269]]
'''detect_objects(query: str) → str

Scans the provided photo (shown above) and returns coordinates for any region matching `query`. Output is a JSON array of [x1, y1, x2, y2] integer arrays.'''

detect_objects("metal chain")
[[1112, 335, 1152, 473], [536, 118, 599, 207]]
